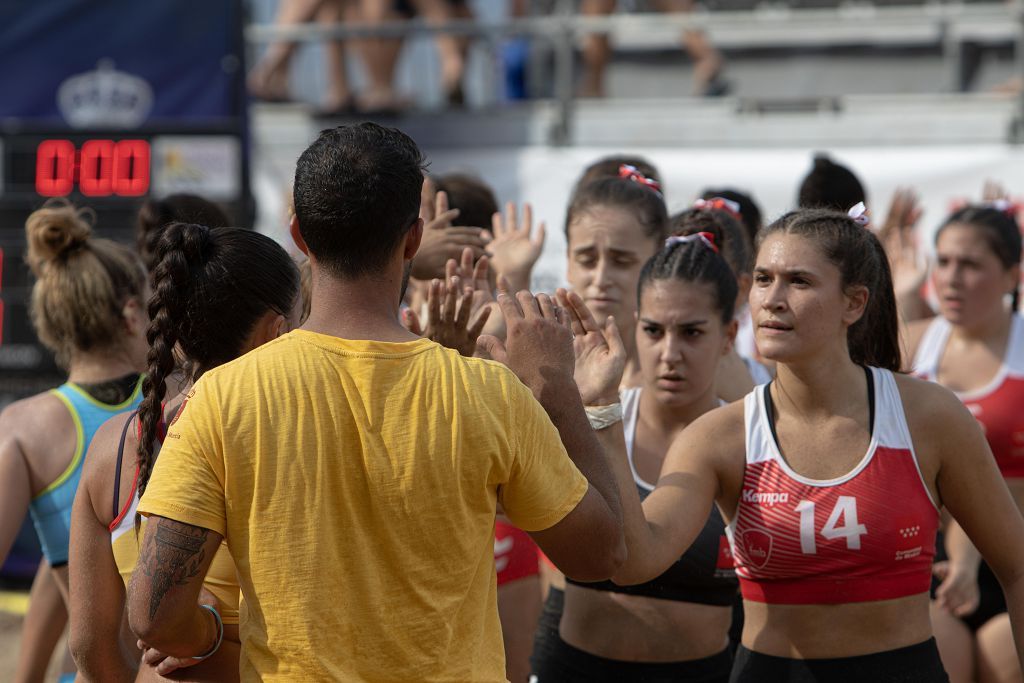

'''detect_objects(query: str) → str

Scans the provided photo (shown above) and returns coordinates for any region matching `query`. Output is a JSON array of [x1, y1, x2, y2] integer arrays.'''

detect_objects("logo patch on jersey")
[[894, 514, 923, 560], [742, 489, 790, 506], [168, 398, 188, 428], [895, 515, 922, 543], [740, 529, 773, 569]]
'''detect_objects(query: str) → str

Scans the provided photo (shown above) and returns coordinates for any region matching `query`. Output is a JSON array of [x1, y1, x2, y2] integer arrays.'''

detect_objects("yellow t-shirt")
[[139, 330, 588, 682]]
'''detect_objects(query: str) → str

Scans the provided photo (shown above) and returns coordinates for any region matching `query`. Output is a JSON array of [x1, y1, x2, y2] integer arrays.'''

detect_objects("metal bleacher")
[[244, 0, 1024, 151]]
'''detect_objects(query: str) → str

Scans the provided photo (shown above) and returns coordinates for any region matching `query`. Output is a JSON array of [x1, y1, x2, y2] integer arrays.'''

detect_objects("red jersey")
[[913, 314, 1024, 479], [729, 367, 939, 605], [495, 519, 540, 586]]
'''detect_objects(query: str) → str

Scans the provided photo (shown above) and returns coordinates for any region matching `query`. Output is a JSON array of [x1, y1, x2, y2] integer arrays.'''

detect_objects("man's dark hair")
[[797, 154, 866, 212], [434, 173, 499, 230], [294, 123, 427, 277]]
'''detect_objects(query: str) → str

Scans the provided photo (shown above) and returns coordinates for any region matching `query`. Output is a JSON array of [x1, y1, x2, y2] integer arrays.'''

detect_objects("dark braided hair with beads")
[[136, 223, 300, 504]]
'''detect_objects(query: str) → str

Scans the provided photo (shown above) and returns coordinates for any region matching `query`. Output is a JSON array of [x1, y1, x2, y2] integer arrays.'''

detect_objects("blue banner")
[[0, 0, 244, 126]]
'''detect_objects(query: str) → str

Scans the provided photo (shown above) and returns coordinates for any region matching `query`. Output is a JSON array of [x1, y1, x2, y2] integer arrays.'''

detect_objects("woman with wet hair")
[[69, 223, 300, 682], [0, 199, 149, 682]]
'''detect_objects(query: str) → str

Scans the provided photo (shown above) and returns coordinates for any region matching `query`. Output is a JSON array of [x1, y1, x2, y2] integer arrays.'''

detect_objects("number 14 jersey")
[[728, 367, 939, 605]]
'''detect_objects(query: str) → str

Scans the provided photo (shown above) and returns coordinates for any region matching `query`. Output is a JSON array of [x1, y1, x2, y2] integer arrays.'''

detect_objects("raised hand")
[[981, 179, 1009, 202], [477, 288, 575, 407], [557, 289, 625, 406], [879, 187, 927, 301], [487, 202, 546, 293], [405, 269, 492, 357], [447, 246, 495, 313], [412, 188, 491, 280]]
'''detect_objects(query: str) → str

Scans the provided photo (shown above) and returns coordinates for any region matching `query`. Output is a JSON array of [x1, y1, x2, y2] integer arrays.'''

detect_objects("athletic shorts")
[[531, 629, 732, 682], [931, 530, 1007, 632], [495, 520, 540, 586], [730, 639, 949, 683]]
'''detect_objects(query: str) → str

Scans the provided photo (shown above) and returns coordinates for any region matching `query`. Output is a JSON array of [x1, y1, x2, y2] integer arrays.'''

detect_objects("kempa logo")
[[742, 489, 790, 506]]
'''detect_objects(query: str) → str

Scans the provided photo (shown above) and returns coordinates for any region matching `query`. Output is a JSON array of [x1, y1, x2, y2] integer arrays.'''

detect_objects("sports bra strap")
[[764, 366, 875, 450], [113, 409, 140, 520]]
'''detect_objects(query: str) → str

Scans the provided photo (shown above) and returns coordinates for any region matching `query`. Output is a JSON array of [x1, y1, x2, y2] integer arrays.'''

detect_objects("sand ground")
[[0, 606, 72, 683]]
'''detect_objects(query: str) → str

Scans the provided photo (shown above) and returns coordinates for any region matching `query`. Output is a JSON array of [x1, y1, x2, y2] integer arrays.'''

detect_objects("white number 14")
[[795, 496, 867, 554]]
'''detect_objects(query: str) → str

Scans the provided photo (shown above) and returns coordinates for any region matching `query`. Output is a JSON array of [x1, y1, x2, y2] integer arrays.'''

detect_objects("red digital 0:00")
[[35, 139, 151, 197]]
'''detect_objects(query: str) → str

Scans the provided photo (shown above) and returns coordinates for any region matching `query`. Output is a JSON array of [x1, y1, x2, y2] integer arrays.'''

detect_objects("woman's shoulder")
[[893, 372, 975, 439], [0, 390, 73, 432], [0, 390, 77, 468], [80, 411, 140, 524]]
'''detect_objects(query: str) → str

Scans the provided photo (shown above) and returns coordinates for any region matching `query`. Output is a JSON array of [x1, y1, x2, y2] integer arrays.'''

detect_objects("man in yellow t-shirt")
[[126, 123, 626, 682]]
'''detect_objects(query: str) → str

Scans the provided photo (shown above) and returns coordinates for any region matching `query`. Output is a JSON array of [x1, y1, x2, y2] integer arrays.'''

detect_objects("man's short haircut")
[[294, 123, 427, 277]]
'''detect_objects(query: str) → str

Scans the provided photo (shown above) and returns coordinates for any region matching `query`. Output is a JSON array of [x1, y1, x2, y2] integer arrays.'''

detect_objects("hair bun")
[[26, 199, 94, 273], [812, 153, 833, 169]]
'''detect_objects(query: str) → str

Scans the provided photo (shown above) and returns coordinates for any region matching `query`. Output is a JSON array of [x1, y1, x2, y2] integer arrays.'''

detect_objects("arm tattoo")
[[138, 518, 209, 620]]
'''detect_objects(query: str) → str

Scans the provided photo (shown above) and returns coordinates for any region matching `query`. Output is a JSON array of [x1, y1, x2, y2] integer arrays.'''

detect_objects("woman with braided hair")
[[670, 199, 772, 401], [69, 223, 300, 682]]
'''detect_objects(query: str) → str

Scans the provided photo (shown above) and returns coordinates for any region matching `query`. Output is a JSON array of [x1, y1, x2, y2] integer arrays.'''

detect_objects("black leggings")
[[530, 587, 732, 682], [532, 631, 732, 683], [730, 639, 949, 683]]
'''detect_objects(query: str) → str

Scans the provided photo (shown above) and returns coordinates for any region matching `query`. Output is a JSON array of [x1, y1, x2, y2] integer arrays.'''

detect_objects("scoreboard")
[[0, 0, 251, 403]]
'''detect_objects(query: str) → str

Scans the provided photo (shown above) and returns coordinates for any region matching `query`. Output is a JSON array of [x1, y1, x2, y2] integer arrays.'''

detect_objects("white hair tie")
[[848, 202, 870, 227]]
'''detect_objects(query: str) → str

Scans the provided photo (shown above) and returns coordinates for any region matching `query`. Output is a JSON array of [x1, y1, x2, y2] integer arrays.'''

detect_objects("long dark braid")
[[135, 223, 300, 506], [137, 223, 212, 502]]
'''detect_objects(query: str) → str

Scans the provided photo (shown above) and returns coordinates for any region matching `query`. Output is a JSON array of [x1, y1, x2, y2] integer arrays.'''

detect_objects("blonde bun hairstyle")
[[25, 199, 146, 367]]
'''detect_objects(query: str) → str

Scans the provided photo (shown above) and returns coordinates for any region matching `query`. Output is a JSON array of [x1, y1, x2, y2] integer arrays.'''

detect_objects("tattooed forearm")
[[138, 518, 209, 620]]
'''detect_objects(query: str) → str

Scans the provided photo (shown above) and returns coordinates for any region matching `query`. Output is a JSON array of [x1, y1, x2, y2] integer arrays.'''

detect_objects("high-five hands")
[[487, 202, 546, 293], [476, 287, 574, 406], [557, 289, 626, 407], [412, 180, 491, 280], [404, 247, 493, 357]]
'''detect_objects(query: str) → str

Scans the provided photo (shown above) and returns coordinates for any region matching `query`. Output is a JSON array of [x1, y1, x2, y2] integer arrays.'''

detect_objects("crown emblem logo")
[[57, 59, 153, 129]]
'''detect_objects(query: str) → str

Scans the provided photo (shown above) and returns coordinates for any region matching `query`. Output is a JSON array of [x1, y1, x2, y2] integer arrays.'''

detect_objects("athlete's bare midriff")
[[741, 592, 932, 658], [560, 583, 731, 661]]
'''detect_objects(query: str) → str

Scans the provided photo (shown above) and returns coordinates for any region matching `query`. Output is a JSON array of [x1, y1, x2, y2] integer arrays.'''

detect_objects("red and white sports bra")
[[913, 314, 1024, 479], [728, 367, 939, 605]]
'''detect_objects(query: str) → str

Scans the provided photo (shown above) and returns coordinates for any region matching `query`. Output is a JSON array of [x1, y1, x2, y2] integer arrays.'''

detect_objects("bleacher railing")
[[245, 1, 1024, 145]]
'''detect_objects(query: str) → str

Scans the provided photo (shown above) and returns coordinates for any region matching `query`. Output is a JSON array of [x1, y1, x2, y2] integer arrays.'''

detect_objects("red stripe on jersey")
[[731, 446, 937, 605]]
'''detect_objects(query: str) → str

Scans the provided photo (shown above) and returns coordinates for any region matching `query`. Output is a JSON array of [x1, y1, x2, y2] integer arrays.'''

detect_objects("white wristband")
[[584, 403, 623, 431]]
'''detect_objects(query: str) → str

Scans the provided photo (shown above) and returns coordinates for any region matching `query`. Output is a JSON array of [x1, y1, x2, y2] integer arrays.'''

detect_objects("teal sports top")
[[28, 377, 144, 566]]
